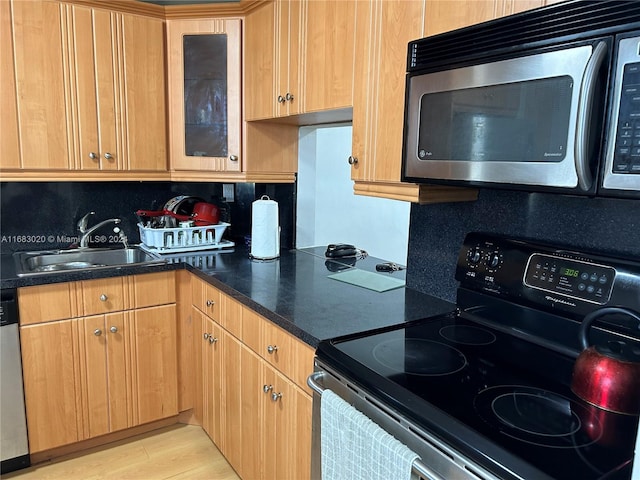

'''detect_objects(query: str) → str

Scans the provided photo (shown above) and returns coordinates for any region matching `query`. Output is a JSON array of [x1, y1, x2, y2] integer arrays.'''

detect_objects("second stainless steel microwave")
[[402, 0, 640, 199]]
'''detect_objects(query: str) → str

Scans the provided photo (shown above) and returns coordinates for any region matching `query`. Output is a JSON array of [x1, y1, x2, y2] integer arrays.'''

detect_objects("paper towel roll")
[[250, 195, 280, 259]]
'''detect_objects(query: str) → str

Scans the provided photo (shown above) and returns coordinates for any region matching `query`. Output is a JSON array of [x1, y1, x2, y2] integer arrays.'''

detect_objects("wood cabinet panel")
[[302, 0, 356, 113], [81, 277, 127, 316], [220, 291, 243, 339], [20, 319, 81, 453], [130, 305, 178, 425], [18, 282, 77, 325], [121, 12, 167, 171], [132, 271, 176, 308], [192, 275, 221, 321], [11, 0, 71, 170], [0, 0, 20, 168]]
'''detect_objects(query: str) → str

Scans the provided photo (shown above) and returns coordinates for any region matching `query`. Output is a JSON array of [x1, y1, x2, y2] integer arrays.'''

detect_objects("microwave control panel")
[[612, 61, 640, 175]]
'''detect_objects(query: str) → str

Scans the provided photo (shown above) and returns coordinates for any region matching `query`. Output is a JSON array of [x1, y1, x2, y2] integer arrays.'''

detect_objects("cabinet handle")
[[348, 156, 359, 165], [100, 294, 108, 302], [277, 95, 285, 103], [88, 152, 99, 160], [271, 392, 282, 402], [229, 155, 238, 162], [285, 92, 294, 101], [94, 329, 102, 336], [109, 326, 118, 333], [104, 152, 114, 161], [206, 300, 215, 307], [263, 384, 273, 394], [208, 336, 218, 344], [266, 345, 278, 354]]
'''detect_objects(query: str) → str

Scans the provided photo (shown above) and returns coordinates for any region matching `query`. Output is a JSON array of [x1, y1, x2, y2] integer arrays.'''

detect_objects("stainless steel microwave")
[[402, 1, 640, 199]]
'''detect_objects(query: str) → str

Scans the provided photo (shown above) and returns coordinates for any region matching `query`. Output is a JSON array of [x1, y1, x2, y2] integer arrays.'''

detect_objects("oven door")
[[403, 40, 609, 194], [308, 361, 505, 480]]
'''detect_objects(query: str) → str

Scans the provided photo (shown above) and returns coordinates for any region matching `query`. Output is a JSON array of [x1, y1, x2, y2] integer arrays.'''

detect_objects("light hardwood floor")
[[3, 425, 240, 480]]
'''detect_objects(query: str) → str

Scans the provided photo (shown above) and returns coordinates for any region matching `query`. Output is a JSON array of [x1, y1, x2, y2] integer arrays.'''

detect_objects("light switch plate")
[[223, 184, 235, 202]]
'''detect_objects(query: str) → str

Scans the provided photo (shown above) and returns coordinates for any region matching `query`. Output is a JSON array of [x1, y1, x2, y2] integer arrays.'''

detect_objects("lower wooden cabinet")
[[192, 275, 313, 480], [19, 273, 178, 454]]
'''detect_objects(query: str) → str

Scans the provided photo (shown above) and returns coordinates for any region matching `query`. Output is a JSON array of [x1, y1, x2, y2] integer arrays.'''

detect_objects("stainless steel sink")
[[14, 247, 166, 276]]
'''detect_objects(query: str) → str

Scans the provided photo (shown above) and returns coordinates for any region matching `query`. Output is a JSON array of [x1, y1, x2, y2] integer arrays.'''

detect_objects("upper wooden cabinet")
[[244, 0, 302, 120], [349, 0, 553, 203], [167, 18, 242, 173], [301, 0, 356, 113], [1, 0, 168, 179], [0, 0, 21, 169], [243, 0, 355, 123]]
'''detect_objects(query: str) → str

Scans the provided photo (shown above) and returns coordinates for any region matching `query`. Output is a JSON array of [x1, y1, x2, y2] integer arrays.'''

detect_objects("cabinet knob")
[[110, 326, 118, 333], [277, 95, 285, 103], [229, 155, 238, 162], [206, 300, 215, 307], [208, 336, 218, 344], [100, 294, 108, 302], [94, 329, 102, 336], [263, 384, 273, 394], [348, 156, 359, 165], [88, 152, 99, 160], [104, 152, 114, 161], [203, 333, 210, 340], [285, 92, 294, 101], [271, 392, 282, 402], [266, 345, 278, 354]]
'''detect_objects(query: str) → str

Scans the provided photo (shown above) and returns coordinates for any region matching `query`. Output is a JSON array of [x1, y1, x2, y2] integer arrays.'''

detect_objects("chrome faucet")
[[77, 212, 122, 248]]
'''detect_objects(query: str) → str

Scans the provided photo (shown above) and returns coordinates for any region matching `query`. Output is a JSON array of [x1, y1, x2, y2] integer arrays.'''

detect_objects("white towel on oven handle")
[[321, 389, 419, 480]]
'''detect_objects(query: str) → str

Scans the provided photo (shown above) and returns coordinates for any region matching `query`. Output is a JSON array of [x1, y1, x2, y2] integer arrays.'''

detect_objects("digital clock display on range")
[[560, 267, 579, 278]]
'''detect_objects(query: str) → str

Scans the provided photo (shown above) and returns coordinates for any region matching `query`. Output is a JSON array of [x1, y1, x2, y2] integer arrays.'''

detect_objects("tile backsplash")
[[0, 181, 295, 253]]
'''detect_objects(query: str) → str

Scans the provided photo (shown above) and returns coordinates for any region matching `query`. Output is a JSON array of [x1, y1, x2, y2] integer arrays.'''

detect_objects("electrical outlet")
[[223, 184, 235, 202]]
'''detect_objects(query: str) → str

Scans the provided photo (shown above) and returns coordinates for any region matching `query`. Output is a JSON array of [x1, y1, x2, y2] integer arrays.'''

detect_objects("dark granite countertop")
[[1, 246, 455, 347]]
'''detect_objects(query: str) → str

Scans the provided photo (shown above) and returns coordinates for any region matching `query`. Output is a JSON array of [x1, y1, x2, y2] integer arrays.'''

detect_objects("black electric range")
[[316, 233, 640, 480]]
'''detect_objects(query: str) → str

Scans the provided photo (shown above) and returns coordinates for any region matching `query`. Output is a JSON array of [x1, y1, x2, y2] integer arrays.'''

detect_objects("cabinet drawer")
[[219, 292, 243, 339], [81, 277, 127, 315], [132, 271, 176, 308], [18, 282, 78, 325], [192, 276, 221, 321]]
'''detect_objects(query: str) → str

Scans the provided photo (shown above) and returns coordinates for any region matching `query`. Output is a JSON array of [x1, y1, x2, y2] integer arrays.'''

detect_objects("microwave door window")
[[417, 76, 574, 163]]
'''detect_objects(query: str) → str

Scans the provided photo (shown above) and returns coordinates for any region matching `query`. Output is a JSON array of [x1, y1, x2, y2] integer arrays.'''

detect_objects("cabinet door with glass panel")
[[167, 18, 241, 172]]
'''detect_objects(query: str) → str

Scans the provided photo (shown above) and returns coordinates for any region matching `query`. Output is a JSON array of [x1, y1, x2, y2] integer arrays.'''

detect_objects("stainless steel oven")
[[402, 1, 640, 199], [309, 233, 640, 480]]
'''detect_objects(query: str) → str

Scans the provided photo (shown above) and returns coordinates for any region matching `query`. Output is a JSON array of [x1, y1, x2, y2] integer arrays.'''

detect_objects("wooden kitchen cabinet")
[[19, 272, 178, 454], [191, 274, 313, 479], [167, 18, 242, 173], [244, 0, 301, 120], [5, 0, 71, 171], [20, 319, 82, 453], [302, 0, 356, 114], [2, 0, 168, 179], [240, 345, 312, 480]]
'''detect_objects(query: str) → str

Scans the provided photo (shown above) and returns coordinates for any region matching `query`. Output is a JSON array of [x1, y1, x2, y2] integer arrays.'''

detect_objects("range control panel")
[[523, 254, 615, 304], [456, 233, 640, 317]]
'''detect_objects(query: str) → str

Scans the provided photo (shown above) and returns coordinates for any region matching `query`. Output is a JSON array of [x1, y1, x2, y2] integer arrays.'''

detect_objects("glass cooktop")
[[320, 313, 639, 480]]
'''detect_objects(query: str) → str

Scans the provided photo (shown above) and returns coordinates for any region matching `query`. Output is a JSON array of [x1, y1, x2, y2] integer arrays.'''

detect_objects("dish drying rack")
[[138, 222, 234, 254]]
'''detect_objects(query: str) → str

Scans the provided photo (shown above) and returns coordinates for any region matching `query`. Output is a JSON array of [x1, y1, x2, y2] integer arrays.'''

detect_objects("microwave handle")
[[575, 41, 607, 191]]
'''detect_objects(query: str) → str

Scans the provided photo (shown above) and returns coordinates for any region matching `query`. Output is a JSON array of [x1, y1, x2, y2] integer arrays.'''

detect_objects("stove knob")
[[488, 253, 500, 269], [468, 247, 482, 265]]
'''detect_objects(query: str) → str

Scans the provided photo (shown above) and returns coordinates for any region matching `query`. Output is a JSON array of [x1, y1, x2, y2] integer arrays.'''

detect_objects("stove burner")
[[475, 386, 600, 448], [372, 338, 466, 376], [439, 325, 497, 345]]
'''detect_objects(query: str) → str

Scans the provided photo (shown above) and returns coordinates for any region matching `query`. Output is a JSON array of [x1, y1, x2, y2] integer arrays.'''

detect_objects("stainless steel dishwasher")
[[1, 289, 30, 474]]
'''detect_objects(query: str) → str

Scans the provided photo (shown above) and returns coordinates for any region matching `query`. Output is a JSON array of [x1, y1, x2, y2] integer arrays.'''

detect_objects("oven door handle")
[[306, 370, 446, 480], [307, 371, 325, 395]]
